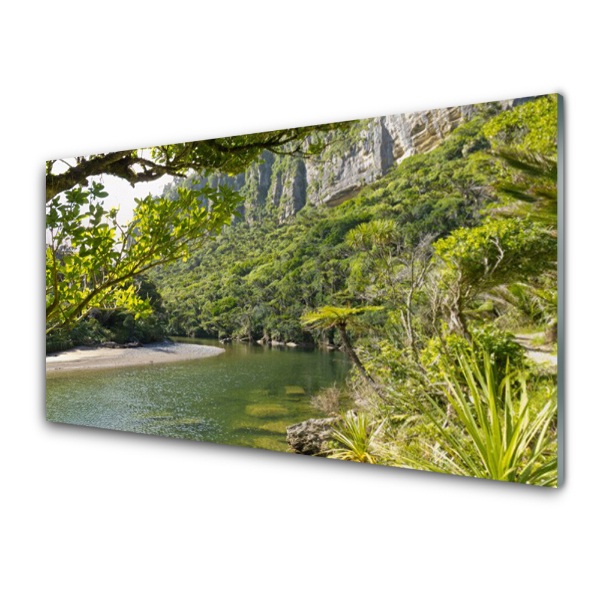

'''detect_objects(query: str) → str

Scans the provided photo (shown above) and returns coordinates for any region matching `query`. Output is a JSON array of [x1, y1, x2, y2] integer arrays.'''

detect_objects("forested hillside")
[[153, 97, 556, 346]]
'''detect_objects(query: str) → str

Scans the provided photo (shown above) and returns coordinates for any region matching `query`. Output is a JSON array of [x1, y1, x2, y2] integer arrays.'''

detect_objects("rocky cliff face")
[[171, 99, 527, 222], [306, 104, 477, 210]]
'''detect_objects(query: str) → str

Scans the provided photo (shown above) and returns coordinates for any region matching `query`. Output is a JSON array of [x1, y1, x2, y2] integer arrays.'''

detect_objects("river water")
[[46, 339, 350, 452]]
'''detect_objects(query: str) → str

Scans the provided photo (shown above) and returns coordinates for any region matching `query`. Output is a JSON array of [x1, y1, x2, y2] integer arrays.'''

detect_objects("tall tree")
[[46, 182, 241, 332], [433, 218, 557, 335]]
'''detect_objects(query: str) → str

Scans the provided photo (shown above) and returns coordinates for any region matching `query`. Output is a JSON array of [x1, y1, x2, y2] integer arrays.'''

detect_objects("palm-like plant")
[[346, 219, 398, 252], [301, 306, 383, 396], [398, 352, 558, 486], [493, 147, 557, 228], [328, 411, 384, 464], [493, 282, 558, 338]]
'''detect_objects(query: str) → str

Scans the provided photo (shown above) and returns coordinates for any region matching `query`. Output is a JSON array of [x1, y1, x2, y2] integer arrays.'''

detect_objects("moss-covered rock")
[[252, 436, 289, 453], [257, 421, 290, 434], [247, 389, 271, 401], [285, 386, 306, 396], [245, 404, 290, 418]]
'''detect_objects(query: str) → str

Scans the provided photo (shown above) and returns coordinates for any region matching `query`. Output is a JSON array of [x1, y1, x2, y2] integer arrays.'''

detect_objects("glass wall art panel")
[[46, 94, 564, 486]]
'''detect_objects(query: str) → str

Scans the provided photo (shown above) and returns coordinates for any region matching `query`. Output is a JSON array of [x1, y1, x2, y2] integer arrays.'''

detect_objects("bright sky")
[[51, 155, 175, 225], [91, 172, 174, 224], [46, 158, 175, 244]]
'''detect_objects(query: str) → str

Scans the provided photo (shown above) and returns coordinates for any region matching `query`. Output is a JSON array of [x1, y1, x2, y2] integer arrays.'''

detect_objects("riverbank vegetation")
[[46, 95, 559, 485]]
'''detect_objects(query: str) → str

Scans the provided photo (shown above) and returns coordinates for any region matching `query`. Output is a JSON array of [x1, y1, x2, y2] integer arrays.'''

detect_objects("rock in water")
[[286, 417, 340, 455], [246, 404, 290, 418], [285, 386, 305, 396]]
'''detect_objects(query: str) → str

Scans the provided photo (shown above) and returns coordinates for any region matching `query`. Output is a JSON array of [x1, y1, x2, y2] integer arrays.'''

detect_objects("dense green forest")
[[156, 95, 559, 484], [47, 95, 559, 484], [153, 98, 557, 344]]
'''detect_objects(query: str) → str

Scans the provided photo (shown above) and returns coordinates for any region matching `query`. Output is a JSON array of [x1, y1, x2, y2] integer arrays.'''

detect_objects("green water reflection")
[[46, 339, 350, 452]]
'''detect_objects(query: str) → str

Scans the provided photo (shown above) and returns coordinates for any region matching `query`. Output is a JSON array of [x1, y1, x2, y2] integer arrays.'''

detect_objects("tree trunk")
[[338, 325, 386, 400]]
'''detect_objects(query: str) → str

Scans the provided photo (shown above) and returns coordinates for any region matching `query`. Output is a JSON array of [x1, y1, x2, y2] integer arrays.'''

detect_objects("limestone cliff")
[[306, 105, 477, 210], [167, 98, 530, 221]]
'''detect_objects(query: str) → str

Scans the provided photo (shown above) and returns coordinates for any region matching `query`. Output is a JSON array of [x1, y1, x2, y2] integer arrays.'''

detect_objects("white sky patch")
[[90, 172, 174, 224], [46, 156, 175, 243], [49, 154, 175, 225]]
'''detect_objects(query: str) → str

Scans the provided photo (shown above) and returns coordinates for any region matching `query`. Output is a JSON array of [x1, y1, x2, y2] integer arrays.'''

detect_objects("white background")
[[2, 2, 598, 598]]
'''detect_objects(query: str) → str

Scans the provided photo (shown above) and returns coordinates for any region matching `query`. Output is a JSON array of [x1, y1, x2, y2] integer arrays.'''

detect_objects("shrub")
[[311, 385, 341, 416], [396, 352, 557, 486], [421, 324, 524, 382], [328, 412, 384, 464], [471, 324, 525, 369], [46, 317, 108, 353]]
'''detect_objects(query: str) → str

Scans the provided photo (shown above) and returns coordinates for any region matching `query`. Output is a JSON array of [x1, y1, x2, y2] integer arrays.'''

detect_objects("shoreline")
[[46, 341, 225, 374]]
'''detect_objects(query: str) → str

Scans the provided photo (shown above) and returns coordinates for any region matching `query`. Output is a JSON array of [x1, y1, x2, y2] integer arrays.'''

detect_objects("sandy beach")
[[46, 341, 225, 373]]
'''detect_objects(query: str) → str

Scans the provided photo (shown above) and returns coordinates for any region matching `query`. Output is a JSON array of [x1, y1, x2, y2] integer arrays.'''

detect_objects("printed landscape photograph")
[[46, 94, 563, 486]]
